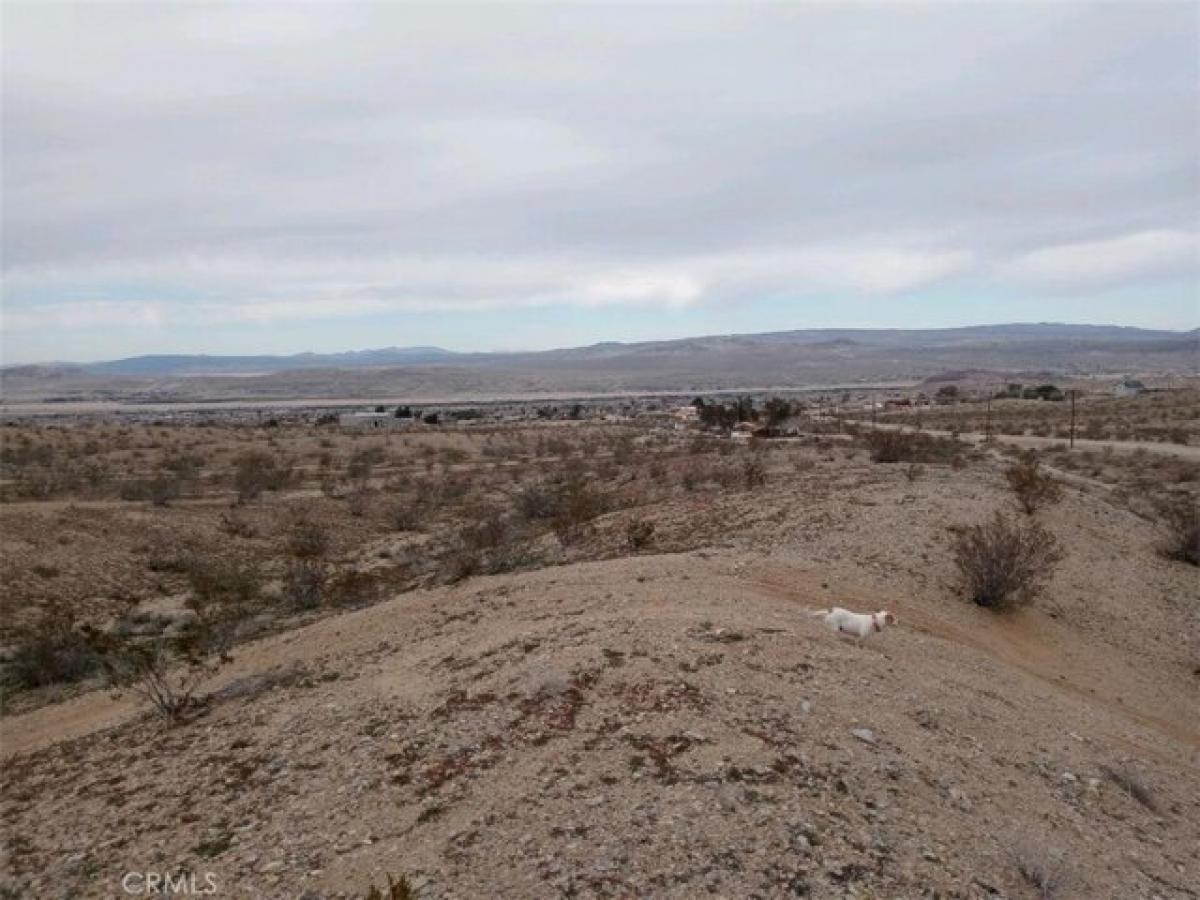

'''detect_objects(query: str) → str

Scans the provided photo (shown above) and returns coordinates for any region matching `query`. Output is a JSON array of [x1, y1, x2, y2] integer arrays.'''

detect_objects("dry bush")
[[515, 483, 556, 521], [1010, 843, 1070, 899], [444, 511, 533, 579], [282, 560, 326, 611], [219, 510, 257, 538], [1156, 495, 1199, 566], [950, 512, 1063, 610], [388, 499, 423, 532], [742, 454, 767, 489], [231, 450, 290, 503], [865, 430, 962, 464], [347, 445, 386, 486], [1099, 764, 1157, 811], [625, 517, 656, 550], [1005, 455, 1063, 515], [4, 608, 99, 690], [118, 472, 183, 506], [551, 474, 608, 546], [82, 626, 218, 722], [346, 489, 371, 518], [184, 554, 262, 652], [362, 874, 415, 900]]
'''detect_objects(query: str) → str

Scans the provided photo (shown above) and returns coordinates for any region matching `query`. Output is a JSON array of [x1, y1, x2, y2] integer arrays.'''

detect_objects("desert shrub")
[[1156, 495, 1199, 566], [147, 473, 183, 506], [389, 499, 425, 532], [5, 608, 99, 689], [219, 510, 257, 538], [362, 874, 415, 900], [82, 626, 217, 721], [184, 554, 262, 652], [713, 465, 741, 490], [792, 455, 816, 474], [324, 569, 385, 609], [441, 543, 482, 582], [865, 430, 962, 464], [626, 517, 656, 550], [550, 474, 607, 546], [950, 512, 1063, 610], [231, 450, 289, 503], [347, 446, 385, 486], [1099, 764, 1157, 811], [742, 454, 767, 489], [282, 560, 326, 611], [5, 455, 85, 499], [1005, 455, 1063, 515], [346, 489, 371, 518], [446, 511, 533, 578], [1010, 843, 1070, 899], [161, 452, 203, 482], [515, 483, 556, 521]]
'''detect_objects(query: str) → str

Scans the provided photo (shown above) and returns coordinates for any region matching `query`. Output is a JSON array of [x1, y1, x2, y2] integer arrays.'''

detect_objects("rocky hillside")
[[2, 447, 1197, 899]]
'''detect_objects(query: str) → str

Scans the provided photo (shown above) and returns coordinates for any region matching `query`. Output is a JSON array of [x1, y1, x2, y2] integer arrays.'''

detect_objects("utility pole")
[[871, 391, 877, 432], [1069, 389, 1076, 449]]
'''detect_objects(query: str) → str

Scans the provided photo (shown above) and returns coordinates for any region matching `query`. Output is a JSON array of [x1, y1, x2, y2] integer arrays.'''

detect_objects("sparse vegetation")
[[1099, 764, 1158, 811], [361, 873, 415, 900], [864, 429, 963, 464], [625, 517, 656, 550], [5, 609, 98, 690], [1011, 843, 1070, 899], [950, 512, 1064, 610], [1, 394, 1198, 896], [232, 450, 290, 503], [184, 554, 262, 653], [82, 625, 218, 722], [1005, 454, 1063, 515], [1156, 494, 1199, 566]]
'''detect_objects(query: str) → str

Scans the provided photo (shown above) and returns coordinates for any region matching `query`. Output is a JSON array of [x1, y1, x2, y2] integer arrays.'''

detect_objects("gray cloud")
[[3, 1, 1197, 331]]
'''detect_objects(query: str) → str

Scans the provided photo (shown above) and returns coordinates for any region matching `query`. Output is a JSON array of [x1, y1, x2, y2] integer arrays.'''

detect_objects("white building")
[[1113, 379, 1147, 398]]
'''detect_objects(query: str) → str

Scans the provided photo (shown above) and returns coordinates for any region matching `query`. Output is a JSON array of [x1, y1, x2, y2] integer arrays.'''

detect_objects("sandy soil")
[[3, 442, 1198, 899]]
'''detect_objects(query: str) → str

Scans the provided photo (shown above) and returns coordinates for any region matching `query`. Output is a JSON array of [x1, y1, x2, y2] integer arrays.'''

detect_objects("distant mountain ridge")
[[2, 323, 1195, 404], [7, 323, 1193, 378]]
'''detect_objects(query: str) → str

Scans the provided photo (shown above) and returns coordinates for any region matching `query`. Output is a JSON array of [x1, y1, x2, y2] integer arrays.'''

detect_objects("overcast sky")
[[2, 1, 1197, 363]]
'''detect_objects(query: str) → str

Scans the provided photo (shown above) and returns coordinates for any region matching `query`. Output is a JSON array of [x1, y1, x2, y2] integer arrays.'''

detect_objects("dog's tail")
[[807, 608, 830, 618]]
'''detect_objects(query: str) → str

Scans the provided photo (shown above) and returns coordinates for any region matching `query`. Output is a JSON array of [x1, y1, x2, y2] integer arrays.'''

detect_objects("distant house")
[[1114, 379, 1147, 398], [766, 416, 807, 437]]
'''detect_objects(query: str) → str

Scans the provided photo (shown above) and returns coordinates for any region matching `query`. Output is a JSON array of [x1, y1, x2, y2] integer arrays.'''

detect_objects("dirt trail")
[[849, 419, 1200, 460]]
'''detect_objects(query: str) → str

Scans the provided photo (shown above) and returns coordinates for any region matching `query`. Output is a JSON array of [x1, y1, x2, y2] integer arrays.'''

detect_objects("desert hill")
[[4, 437, 1197, 899]]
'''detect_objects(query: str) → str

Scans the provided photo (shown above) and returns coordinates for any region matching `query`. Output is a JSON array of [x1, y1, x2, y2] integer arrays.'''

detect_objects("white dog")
[[811, 607, 896, 639]]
